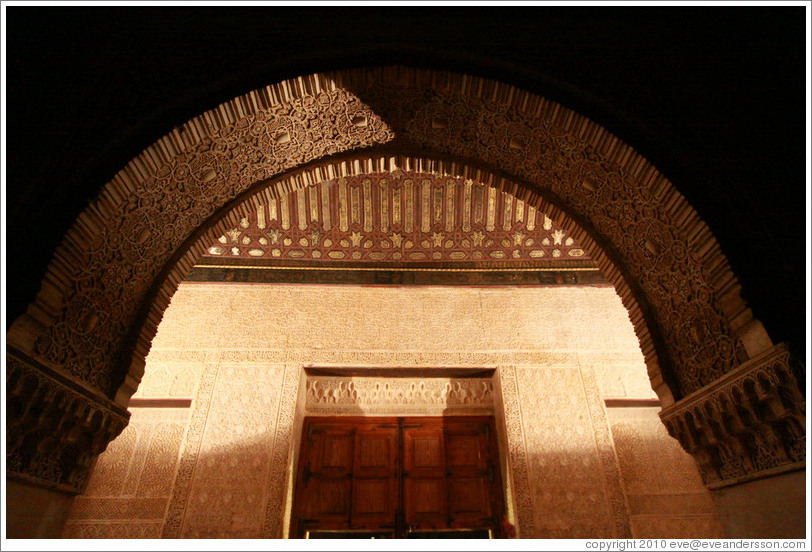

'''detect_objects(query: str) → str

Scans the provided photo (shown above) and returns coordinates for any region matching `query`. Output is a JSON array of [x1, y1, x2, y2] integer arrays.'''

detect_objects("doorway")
[[291, 416, 505, 538]]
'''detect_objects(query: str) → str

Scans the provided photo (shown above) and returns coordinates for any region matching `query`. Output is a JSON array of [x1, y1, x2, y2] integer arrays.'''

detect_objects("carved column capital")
[[660, 344, 805, 489], [6, 347, 130, 494]]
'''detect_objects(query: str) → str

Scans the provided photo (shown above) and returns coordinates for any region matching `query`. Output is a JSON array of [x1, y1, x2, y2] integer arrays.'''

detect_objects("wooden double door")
[[291, 416, 505, 539]]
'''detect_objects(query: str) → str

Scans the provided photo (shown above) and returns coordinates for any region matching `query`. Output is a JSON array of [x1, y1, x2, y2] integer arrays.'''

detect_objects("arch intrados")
[[119, 152, 673, 404], [11, 66, 765, 415]]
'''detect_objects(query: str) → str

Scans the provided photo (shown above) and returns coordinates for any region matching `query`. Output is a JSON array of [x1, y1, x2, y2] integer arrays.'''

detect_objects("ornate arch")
[[7, 67, 803, 495]]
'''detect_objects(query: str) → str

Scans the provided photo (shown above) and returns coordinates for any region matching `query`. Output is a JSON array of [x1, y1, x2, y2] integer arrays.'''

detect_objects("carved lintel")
[[305, 376, 495, 416], [660, 344, 805, 489], [5, 347, 130, 494]]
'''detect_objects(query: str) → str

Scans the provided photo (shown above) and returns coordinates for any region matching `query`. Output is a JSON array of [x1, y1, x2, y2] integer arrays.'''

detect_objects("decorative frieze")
[[305, 376, 494, 416], [6, 348, 130, 494], [203, 173, 592, 265], [660, 344, 805, 488]]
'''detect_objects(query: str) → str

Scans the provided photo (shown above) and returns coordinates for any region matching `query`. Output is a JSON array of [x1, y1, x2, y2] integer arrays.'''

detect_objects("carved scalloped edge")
[[659, 343, 805, 488]]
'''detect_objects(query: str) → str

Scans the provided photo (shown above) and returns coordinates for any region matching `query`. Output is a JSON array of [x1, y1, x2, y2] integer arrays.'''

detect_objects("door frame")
[[280, 367, 520, 538]]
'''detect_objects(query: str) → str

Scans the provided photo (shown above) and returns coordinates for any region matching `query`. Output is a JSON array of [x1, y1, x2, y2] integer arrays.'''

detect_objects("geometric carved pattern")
[[161, 363, 219, 538], [5, 347, 129, 494], [203, 173, 591, 265], [62, 407, 187, 538], [61, 521, 164, 539], [494, 365, 535, 538], [191, 367, 282, 537], [578, 365, 633, 538], [660, 344, 805, 488], [14, 68, 755, 410]]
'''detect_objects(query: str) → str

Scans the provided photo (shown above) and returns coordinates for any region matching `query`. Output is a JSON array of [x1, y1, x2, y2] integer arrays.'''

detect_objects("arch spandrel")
[[9, 67, 769, 406]]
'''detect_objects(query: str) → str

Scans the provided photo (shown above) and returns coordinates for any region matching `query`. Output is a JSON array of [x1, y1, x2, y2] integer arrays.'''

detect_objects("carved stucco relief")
[[494, 364, 535, 538], [660, 344, 805, 488], [177, 364, 285, 538], [5, 350, 130, 494], [161, 362, 219, 538], [261, 363, 302, 538], [62, 407, 188, 538], [304, 376, 495, 416], [512, 363, 627, 538], [131, 361, 205, 399], [608, 406, 725, 538], [14, 68, 757, 407], [64, 283, 728, 539]]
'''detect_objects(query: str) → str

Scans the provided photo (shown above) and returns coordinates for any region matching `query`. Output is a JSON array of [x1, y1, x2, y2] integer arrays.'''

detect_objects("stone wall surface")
[[63, 283, 721, 538]]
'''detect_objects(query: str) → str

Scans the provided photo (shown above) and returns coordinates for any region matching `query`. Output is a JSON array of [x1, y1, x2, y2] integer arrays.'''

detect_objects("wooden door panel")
[[293, 416, 504, 538], [446, 433, 487, 471], [303, 478, 352, 520], [355, 428, 397, 478], [448, 476, 492, 526], [404, 477, 448, 527], [309, 430, 354, 475], [352, 477, 397, 528], [404, 428, 445, 473]]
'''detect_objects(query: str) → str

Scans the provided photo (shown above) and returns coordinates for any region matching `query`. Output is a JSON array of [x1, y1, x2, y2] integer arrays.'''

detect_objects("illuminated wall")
[[62, 283, 723, 538]]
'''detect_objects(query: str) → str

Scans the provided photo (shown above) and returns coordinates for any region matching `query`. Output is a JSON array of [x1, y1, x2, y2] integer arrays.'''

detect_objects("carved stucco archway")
[[7, 67, 804, 502]]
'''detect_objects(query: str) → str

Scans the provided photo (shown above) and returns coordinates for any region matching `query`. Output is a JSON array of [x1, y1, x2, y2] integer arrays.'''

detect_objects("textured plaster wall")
[[63, 283, 721, 538], [608, 407, 724, 537]]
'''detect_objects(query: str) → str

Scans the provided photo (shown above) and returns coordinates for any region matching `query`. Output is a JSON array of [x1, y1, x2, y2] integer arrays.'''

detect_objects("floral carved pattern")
[[659, 344, 805, 488], [28, 86, 394, 396]]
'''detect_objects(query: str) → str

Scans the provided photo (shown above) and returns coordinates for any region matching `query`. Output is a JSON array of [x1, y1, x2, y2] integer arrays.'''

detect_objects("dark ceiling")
[[5, 7, 808, 363]]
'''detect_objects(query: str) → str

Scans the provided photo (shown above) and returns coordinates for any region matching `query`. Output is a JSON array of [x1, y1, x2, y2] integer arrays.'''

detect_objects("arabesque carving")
[[11, 68, 760, 407], [25, 86, 394, 396], [6, 348, 129, 494], [660, 344, 805, 488], [8, 68, 789, 506]]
